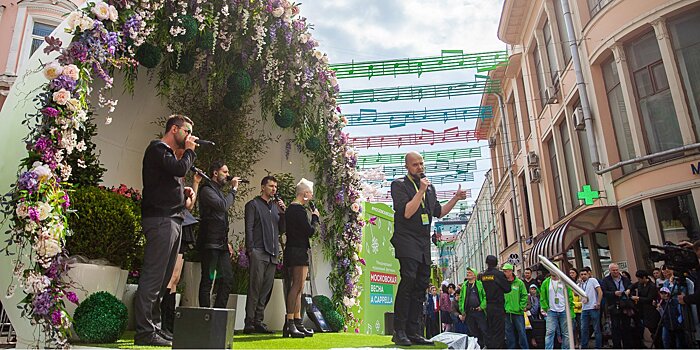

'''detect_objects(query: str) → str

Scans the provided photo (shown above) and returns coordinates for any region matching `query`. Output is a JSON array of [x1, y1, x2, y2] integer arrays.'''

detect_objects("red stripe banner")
[[349, 127, 487, 149]]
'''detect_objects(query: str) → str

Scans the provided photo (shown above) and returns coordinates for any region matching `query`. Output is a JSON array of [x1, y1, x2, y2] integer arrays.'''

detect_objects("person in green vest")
[[503, 263, 529, 349], [459, 267, 487, 348], [540, 272, 575, 349]]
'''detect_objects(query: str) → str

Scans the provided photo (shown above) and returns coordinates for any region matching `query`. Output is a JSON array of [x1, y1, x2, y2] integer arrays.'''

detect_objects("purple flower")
[[122, 14, 143, 39], [49, 75, 77, 92], [32, 292, 54, 316], [64, 42, 88, 63], [41, 107, 59, 118], [238, 248, 249, 268], [28, 207, 40, 222], [62, 194, 70, 209], [66, 291, 78, 304], [18, 171, 39, 192], [51, 310, 62, 325], [359, 258, 366, 266]]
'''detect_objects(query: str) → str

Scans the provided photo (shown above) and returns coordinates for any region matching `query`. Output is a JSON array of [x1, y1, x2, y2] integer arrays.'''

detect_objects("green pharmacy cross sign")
[[577, 185, 599, 205]]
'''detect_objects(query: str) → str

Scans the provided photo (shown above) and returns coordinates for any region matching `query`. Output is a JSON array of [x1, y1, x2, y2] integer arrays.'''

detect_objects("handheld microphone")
[[225, 176, 250, 184], [273, 193, 281, 202], [190, 165, 213, 183], [309, 201, 316, 211], [194, 139, 216, 146], [419, 173, 426, 178]]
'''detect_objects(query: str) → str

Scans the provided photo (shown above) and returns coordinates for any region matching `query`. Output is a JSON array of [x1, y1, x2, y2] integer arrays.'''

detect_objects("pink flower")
[[52, 89, 70, 105], [61, 64, 80, 81]]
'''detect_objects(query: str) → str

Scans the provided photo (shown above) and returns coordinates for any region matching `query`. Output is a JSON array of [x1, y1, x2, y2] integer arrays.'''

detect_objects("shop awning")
[[527, 206, 622, 267]]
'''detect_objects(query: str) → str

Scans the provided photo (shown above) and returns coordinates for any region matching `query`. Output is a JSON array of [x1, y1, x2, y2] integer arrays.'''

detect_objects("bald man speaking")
[[390, 151, 467, 346]]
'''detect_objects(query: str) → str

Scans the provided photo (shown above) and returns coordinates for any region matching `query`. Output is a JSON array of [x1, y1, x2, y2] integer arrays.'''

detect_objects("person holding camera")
[[601, 263, 632, 348], [281, 178, 318, 338], [197, 161, 239, 309], [626, 269, 662, 349]]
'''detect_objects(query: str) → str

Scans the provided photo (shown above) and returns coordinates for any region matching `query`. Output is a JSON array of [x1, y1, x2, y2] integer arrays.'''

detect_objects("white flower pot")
[[225, 294, 247, 330], [180, 261, 201, 307], [121, 283, 138, 331], [263, 279, 286, 331]]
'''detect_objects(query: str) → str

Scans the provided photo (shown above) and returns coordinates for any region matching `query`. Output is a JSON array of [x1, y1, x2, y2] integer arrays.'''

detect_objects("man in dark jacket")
[[197, 161, 240, 308], [627, 269, 662, 349], [480, 255, 511, 349], [600, 263, 632, 348]]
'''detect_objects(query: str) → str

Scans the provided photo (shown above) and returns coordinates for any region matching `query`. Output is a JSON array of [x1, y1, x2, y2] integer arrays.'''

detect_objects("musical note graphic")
[[348, 128, 481, 149]]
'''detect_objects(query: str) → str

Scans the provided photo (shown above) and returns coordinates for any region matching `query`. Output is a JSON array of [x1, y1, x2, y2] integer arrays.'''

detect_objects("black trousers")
[[486, 303, 506, 349], [198, 248, 233, 308], [394, 257, 430, 335], [465, 311, 487, 347]]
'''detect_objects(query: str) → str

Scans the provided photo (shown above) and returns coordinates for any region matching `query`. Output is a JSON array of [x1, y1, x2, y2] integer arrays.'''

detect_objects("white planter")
[[225, 294, 247, 330], [263, 279, 286, 331], [122, 283, 138, 331], [180, 261, 201, 307], [64, 263, 128, 317]]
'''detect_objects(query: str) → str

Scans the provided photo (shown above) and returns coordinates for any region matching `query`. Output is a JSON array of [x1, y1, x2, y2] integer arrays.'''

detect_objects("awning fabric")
[[527, 206, 622, 267]]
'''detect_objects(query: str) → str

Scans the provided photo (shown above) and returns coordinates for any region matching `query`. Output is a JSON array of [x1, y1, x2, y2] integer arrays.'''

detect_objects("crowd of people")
[[417, 258, 700, 349]]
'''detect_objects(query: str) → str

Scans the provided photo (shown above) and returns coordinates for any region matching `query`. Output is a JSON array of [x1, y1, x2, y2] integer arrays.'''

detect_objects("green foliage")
[[223, 91, 243, 111], [305, 136, 321, 151], [325, 310, 344, 332], [65, 186, 143, 270], [172, 51, 195, 74], [174, 15, 198, 42], [198, 31, 214, 50], [135, 43, 162, 68], [227, 71, 252, 94], [274, 107, 296, 128], [270, 172, 296, 205], [74, 291, 128, 343], [67, 117, 106, 187], [312, 295, 334, 314]]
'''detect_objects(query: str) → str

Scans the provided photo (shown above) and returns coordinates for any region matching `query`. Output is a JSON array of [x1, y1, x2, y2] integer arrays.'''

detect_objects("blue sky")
[[299, 0, 506, 205]]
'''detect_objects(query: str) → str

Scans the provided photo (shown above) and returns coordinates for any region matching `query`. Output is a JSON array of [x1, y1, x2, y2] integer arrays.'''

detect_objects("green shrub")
[[66, 186, 143, 271], [312, 295, 334, 314], [74, 291, 128, 343], [325, 310, 344, 332]]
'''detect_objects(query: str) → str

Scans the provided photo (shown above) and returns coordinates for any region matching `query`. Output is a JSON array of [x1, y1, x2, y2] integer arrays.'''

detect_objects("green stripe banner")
[[345, 106, 492, 128], [337, 80, 501, 105], [358, 147, 482, 167], [379, 160, 477, 178], [330, 50, 508, 79]]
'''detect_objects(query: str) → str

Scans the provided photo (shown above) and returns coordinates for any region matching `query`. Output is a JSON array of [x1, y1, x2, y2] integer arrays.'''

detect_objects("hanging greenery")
[[1, 0, 366, 345]]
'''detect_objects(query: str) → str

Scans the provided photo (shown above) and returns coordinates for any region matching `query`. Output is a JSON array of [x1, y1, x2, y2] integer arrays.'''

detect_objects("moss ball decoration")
[[227, 71, 252, 94], [172, 51, 195, 74], [305, 136, 321, 151], [135, 43, 161, 68], [73, 291, 128, 343], [325, 310, 345, 332], [274, 107, 296, 128], [223, 91, 243, 110], [312, 295, 334, 314], [174, 15, 198, 43]]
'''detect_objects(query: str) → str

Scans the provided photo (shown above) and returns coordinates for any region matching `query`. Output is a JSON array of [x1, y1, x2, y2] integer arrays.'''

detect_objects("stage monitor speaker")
[[384, 312, 394, 335], [301, 294, 332, 332], [173, 307, 235, 349]]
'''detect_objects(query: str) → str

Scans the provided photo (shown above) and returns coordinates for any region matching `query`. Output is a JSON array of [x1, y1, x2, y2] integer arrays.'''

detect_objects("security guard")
[[480, 255, 511, 349]]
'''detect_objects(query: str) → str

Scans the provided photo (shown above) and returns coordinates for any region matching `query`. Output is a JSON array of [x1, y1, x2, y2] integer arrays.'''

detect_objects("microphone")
[[309, 201, 316, 211], [273, 193, 281, 202], [194, 139, 216, 146], [419, 173, 426, 178], [190, 165, 213, 183], [225, 176, 250, 184]]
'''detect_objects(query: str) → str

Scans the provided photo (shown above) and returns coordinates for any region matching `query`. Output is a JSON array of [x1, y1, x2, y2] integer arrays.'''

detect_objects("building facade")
[[480, 0, 700, 278]]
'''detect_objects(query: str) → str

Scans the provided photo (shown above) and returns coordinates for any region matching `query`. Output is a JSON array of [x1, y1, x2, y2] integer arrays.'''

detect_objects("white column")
[[642, 199, 664, 248], [610, 43, 645, 161]]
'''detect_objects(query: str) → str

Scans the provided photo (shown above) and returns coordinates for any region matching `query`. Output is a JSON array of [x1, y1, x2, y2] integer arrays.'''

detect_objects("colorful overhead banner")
[[366, 171, 474, 185], [371, 190, 472, 203], [344, 106, 492, 128], [380, 160, 477, 178], [330, 50, 508, 79], [357, 147, 482, 167], [348, 127, 486, 149], [337, 80, 501, 105]]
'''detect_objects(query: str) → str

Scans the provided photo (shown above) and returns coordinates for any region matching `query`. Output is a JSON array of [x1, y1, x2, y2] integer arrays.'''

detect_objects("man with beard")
[[390, 151, 466, 346], [460, 267, 487, 347], [197, 161, 240, 308], [135, 114, 197, 346]]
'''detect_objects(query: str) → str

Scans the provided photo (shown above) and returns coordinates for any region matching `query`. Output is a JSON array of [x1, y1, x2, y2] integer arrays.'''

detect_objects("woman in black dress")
[[282, 178, 319, 338]]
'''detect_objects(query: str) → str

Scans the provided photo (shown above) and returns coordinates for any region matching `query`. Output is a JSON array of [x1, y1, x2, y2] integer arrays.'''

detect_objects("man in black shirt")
[[197, 161, 240, 308], [480, 255, 511, 349], [135, 115, 197, 347], [244, 176, 286, 334], [390, 151, 466, 346]]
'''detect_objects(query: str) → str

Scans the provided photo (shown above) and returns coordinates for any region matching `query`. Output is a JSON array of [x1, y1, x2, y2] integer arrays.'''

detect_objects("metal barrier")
[[0, 301, 16, 345]]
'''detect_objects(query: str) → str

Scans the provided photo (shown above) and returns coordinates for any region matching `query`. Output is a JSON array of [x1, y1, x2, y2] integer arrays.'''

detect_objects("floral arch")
[[0, 0, 364, 346]]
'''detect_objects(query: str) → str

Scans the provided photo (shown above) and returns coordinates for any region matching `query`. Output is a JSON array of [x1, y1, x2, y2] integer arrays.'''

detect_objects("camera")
[[649, 242, 699, 275]]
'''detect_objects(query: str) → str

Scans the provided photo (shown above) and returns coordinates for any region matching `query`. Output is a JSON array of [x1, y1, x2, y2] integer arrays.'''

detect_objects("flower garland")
[[2, 0, 365, 344]]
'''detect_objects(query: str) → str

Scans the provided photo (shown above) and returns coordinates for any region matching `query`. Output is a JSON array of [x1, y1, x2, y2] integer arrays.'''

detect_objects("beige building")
[[479, 0, 700, 278]]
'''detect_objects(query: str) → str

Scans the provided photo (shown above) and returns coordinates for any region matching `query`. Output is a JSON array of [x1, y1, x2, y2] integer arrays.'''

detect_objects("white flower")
[[79, 17, 94, 31], [62, 64, 80, 81], [350, 202, 360, 212], [52, 89, 70, 105], [343, 296, 356, 307], [313, 50, 323, 60], [299, 33, 310, 44], [16, 203, 29, 218], [91, 1, 110, 20], [32, 162, 52, 180], [35, 237, 62, 258], [329, 76, 338, 87], [23, 271, 50, 295], [355, 264, 363, 276], [352, 253, 359, 261], [66, 11, 82, 31], [76, 140, 87, 152], [43, 62, 63, 80], [75, 110, 87, 123], [108, 5, 118, 22], [284, 8, 292, 18], [272, 7, 284, 17], [321, 54, 329, 65], [105, 116, 113, 125], [66, 98, 81, 112], [37, 202, 52, 221]]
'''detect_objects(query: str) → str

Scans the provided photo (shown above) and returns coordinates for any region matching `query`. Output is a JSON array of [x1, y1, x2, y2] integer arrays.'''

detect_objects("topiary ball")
[[312, 295, 334, 314], [227, 71, 252, 94], [135, 43, 161, 68], [325, 310, 345, 332], [198, 30, 214, 50], [274, 107, 296, 128], [305, 136, 321, 151], [73, 291, 128, 343], [174, 15, 198, 43], [223, 91, 243, 110], [172, 52, 195, 74]]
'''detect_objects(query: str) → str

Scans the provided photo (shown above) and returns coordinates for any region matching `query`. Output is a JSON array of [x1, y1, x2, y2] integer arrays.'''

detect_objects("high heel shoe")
[[294, 318, 313, 337], [282, 318, 305, 338]]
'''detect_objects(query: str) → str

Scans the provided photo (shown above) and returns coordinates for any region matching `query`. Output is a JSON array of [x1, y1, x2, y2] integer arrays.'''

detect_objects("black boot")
[[392, 329, 412, 346], [160, 291, 175, 334], [282, 319, 305, 338], [294, 318, 313, 337]]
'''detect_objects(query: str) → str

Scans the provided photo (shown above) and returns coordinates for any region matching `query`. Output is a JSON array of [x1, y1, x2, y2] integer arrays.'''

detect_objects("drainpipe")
[[560, 0, 600, 170], [596, 142, 700, 174], [495, 93, 526, 273]]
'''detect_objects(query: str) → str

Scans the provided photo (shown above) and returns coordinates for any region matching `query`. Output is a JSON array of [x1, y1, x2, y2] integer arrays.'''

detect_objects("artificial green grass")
[[78, 330, 448, 349]]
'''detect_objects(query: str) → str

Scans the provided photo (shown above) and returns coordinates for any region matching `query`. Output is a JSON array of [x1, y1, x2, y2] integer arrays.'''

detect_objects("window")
[[655, 193, 700, 244], [501, 211, 509, 247], [587, 0, 613, 17], [627, 205, 653, 272], [595, 232, 611, 274], [30, 22, 56, 56], [627, 31, 683, 155], [669, 11, 700, 140], [516, 75, 531, 137], [559, 121, 579, 211], [543, 20, 559, 87], [552, 0, 572, 65], [510, 99, 521, 155], [520, 174, 533, 237], [533, 42, 548, 108], [602, 58, 636, 173], [548, 139, 565, 218]]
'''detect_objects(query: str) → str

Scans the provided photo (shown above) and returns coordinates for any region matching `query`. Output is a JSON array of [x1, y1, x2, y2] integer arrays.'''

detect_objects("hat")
[[502, 263, 514, 270], [467, 267, 478, 275], [660, 287, 671, 294], [530, 284, 538, 289]]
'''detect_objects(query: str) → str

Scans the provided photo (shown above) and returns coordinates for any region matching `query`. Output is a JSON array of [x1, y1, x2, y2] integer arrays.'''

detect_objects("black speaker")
[[301, 294, 332, 332], [384, 312, 394, 335], [173, 307, 235, 349]]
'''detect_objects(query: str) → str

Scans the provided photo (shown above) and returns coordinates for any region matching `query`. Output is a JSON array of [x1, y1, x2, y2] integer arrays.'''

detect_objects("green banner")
[[352, 202, 400, 335], [345, 106, 493, 128], [380, 160, 477, 177], [357, 147, 482, 167], [330, 50, 508, 79], [337, 80, 501, 105]]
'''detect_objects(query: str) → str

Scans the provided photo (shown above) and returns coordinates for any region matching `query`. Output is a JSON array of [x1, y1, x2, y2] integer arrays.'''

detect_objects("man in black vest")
[[197, 161, 240, 308], [390, 151, 466, 346], [135, 114, 197, 347], [480, 255, 511, 349], [243, 176, 286, 334]]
